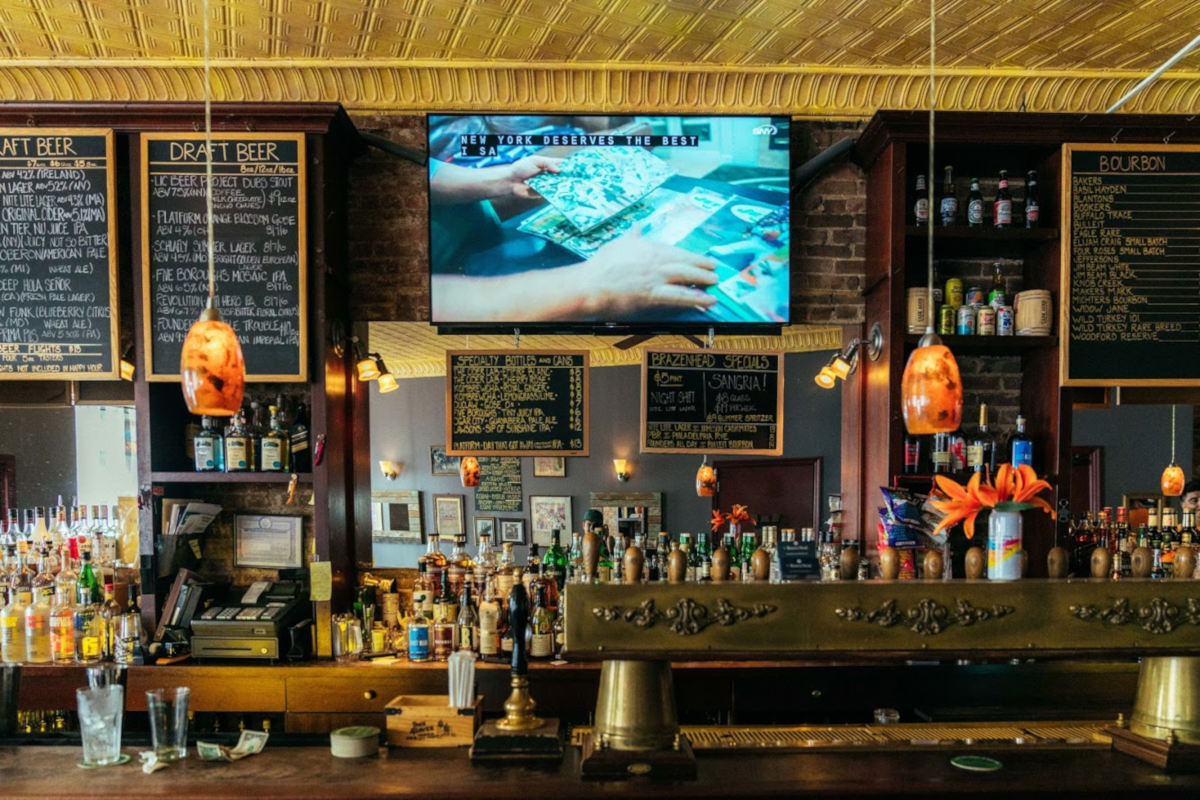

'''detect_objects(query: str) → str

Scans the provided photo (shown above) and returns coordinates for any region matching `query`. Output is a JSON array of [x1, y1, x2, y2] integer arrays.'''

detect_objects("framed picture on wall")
[[499, 518, 526, 544], [370, 490, 424, 546], [473, 515, 496, 545], [533, 456, 566, 477], [430, 446, 461, 476], [529, 494, 572, 547], [433, 493, 465, 537]]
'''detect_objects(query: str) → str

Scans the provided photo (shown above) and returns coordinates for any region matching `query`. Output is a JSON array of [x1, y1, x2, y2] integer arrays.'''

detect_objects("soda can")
[[937, 304, 956, 336], [965, 286, 986, 306], [988, 289, 1007, 308], [996, 305, 1015, 336], [944, 277, 964, 309], [977, 305, 996, 335], [956, 304, 976, 335]]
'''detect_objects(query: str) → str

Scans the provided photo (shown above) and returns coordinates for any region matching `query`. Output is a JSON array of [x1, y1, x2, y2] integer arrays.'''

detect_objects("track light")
[[376, 357, 398, 393], [814, 323, 884, 389]]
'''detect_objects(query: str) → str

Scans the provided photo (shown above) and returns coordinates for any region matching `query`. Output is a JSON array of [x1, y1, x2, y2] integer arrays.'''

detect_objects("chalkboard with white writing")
[[446, 350, 589, 456], [141, 132, 307, 381], [641, 349, 783, 454], [474, 456, 523, 513], [0, 128, 118, 379], [1063, 143, 1200, 386]]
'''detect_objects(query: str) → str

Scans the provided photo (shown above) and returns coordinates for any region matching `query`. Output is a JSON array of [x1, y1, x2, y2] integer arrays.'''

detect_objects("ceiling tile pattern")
[[0, 0, 1198, 115]]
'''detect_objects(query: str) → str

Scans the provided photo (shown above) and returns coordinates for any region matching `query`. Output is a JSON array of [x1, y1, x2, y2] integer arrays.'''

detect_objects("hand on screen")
[[507, 156, 562, 200], [581, 229, 718, 315]]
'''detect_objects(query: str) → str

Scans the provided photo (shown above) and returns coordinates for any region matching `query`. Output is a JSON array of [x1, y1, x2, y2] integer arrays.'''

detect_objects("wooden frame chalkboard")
[[0, 128, 119, 379], [1061, 143, 1200, 386], [140, 132, 307, 381], [640, 349, 783, 455], [446, 350, 589, 456]]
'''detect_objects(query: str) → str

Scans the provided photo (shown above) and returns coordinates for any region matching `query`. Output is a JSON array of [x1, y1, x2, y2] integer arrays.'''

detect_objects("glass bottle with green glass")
[[542, 529, 568, 594], [596, 526, 614, 583]]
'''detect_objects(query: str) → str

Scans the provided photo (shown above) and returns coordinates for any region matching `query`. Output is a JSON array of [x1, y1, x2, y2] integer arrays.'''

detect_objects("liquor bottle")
[[248, 401, 266, 469], [656, 532, 671, 582], [49, 585, 76, 664], [223, 411, 252, 472], [411, 559, 433, 622], [1023, 169, 1039, 228], [931, 431, 951, 474], [447, 534, 473, 597], [681, 532, 697, 582], [522, 544, 541, 597], [913, 174, 929, 225], [1161, 509, 1177, 578], [407, 613, 431, 662], [948, 429, 967, 473], [23, 583, 51, 663], [610, 533, 625, 583], [31, 546, 55, 604], [535, 562, 560, 617], [722, 532, 738, 582], [495, 542, 516, 598], [456, 574, 478, 653], [193, 416, 225, 472], [0, 578, 28, 664], [477, 573, 503, 662], [939, 165, 957, 226], [433, 569, 457, 627], [1070, 512, 1095, 578], [1011, 414, 1033, 468], [1147, 509, 1163, 561], [903, 434, 922, 474], [567, 531, 583, 584], [475, 532, 498, 580], [528, 583, 554, 660], [424, 533, 447, 588], [739, 530, 758, 582], [993, 169, 1013, 228], [596, 529, 614, 584], [99, 584, 122, 661], [967, 404, 996, 475], [76, 550, 102, 606], [988, 263, 1006, 308], [542, 529, 568, 595], [697, 532, 713, 582], [74, 592, 103, 665], [259, 406, 290, 472], [115, 584, 144, 665], [634, 533, 651, 582], [966, 177, 984, 226]]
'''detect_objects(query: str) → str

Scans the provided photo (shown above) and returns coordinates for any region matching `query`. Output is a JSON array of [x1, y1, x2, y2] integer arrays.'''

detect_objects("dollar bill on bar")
[[197, 729, 269, 761]]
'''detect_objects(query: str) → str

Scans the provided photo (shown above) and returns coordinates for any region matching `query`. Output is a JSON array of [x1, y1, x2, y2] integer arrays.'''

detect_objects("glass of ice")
[[76, 685, 124, 767]]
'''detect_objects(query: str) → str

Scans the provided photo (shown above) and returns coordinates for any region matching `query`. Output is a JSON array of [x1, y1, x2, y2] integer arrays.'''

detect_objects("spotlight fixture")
[[376, 357, 398, 393], [613, 459, 631, 482], [814, 364, 837, 389], [814, 323, 884, 389], [356, 345, 381, 382]]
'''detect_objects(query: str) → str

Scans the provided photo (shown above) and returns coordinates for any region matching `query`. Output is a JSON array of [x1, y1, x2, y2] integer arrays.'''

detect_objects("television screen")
[[427, 114, 790, 333]]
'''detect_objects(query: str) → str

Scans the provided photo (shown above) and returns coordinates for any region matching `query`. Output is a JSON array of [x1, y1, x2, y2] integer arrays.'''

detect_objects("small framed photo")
[[433, 494, 465, 537], [529, 494, 572, 547], [235, 515, 304, 569], [499, 518, 526, 545], [371, 490, 423, 546], [473, 516, 496, 545], [430, 445, 461, 476], [533, 456, 566, 478]]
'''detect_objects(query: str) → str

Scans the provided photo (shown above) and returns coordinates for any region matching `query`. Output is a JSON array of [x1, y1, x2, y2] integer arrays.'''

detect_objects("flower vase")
[[987, 509, 1022, 580]]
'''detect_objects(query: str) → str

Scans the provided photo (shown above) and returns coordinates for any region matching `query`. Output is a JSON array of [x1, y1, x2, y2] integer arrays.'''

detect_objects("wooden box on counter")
[[384, 694, 482, 747]]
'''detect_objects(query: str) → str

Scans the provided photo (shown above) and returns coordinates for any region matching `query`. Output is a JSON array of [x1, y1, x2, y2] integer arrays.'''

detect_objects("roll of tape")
[[330, 726, 380, 758]]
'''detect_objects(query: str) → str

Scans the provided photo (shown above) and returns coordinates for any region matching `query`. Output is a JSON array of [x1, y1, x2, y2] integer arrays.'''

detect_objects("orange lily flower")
[[928, 463, 1055, 539], [711, 509, 726, 533], [730, 504, 751, 524]]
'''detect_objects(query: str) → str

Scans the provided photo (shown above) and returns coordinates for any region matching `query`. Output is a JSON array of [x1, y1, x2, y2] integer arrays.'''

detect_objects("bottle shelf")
[[149, 471, 313, 484], [903, 333, 1057, 355]]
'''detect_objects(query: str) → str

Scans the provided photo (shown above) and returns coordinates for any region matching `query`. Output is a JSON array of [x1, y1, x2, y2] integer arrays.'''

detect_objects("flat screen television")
[[427, 114, 791, 334]]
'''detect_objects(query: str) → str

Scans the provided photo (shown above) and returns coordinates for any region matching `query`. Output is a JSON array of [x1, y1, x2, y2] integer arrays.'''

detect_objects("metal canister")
[[996, 305, 1015, 336], [937, 304, 956, 336], [944, 277, 964, 309], [976, 304, 996, 335], [965, 285, 986, 306], [956, 304, 976, 335]]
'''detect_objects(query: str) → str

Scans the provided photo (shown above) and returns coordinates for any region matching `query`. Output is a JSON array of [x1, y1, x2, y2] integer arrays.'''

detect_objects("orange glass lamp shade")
[[459, 456, 481, 488], [900, 342, 962, 434], [696, 464, 718, 497], [180, 306, 245, 417], [1162, 463, 1185, 496]]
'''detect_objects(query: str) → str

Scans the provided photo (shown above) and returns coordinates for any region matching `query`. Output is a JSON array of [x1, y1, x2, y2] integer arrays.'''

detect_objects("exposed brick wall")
[[344, 115, 868, 326]]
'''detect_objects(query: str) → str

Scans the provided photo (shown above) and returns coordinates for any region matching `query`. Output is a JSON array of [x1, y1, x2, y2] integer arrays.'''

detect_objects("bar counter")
[[3, 743, 1199, 798]]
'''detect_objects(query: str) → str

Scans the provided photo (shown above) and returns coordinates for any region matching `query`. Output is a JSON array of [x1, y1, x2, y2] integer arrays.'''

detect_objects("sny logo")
[[752, 124, 778, 136]]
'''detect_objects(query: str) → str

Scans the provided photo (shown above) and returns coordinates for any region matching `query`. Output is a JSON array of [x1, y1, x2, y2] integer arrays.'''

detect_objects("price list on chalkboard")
[[475, 456, 523, 513], [641, 349, 783, 455], [1064, 144, 1200, 385], [141, 133, 307, 381], [0, 129, 118, 379], [446, 350, 588, 456]]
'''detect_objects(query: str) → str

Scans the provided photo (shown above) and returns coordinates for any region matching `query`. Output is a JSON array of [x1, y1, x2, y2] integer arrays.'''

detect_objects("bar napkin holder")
[[469, 583, 563, 763]]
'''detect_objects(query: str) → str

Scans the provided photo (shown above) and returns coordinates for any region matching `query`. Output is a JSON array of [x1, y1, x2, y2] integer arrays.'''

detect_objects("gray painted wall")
[[1072, 404, 1194, 510], [0, 407, 77, 508], [370, 351, 842, 567]]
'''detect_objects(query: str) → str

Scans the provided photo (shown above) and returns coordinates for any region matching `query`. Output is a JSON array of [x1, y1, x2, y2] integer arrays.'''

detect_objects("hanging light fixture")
[[696, 456, 717, 497], [1162, 405, 1185, 496], [376, 357, 399, 393], [179, 0, 245, 416], [900, 0, 961, 435], [459, 456, 481, 488]]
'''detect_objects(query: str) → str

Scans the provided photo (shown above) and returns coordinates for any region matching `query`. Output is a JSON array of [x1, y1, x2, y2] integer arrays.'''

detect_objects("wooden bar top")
[[3, 745, 1198, 798]]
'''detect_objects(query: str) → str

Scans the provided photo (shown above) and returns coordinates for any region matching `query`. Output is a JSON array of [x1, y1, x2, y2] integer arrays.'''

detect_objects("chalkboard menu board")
[[641, 349, 783, 455], [446, 350, 588, 456], [0, 128, 118, 379], [141, 133, 307, 381], [1063, 143, 1200, 386], [475, 456, 523, 513]]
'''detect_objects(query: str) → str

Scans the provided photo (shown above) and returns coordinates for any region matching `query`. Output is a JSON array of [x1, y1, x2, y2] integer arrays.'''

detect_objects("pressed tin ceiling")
[[0, 0, 1199, 117]]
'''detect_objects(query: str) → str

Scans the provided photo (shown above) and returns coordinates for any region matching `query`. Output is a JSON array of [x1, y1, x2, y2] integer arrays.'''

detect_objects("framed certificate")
[[234, 514, 304, 569]]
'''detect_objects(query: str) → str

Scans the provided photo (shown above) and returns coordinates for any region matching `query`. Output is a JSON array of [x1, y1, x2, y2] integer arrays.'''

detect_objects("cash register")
[[190, 580, 311, 661]]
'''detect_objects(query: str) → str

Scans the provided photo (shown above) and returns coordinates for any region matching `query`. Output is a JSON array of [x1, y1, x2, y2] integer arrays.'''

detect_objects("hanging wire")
[[1171, 404, 1177, 464], [925, 0, 936, 334], [203, 0, 215, 304]]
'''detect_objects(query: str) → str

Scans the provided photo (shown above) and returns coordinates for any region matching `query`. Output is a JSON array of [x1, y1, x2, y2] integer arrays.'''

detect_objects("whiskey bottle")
[[966, 177, 984, 226], [1023, 170, 1039, 228], [477, 572, 503, 662], [289, 401, 311, 473], [455, 574, 478, 653], [993, 169, 1013, 228], [407, 613, 431, 662], [1010, 414, 1033, 468], [411, 559, 433, 622], [495, 542, 516, 598], [528, 583, 553, 660], [424, 533, 448, 588], [433, 569, 457, 627], [697, 532, 713, 582], [939, 165, 957, 226], [223, 411, 252, 472], [259, 406, 290, 472], [193, 416, 225, 472], [447, 534, 473, 597]]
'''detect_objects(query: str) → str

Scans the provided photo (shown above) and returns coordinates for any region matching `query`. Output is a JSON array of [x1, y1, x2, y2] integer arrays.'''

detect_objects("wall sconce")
[[814, 323, 883, 389], [379, 460, 399, 480], [376, 357, 398, 393], [119, 344, 135, 381], [357, 349, 381, 382], [459, 456, 481, 488], [613, 459, 631, 482]]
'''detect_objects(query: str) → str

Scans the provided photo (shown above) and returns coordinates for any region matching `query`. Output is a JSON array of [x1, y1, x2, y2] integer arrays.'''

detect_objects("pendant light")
[[696, 456, 717, 497], [1162, 405, 1185, 496], [180, 0, 246, 417], [900, 0, 962, 435]]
